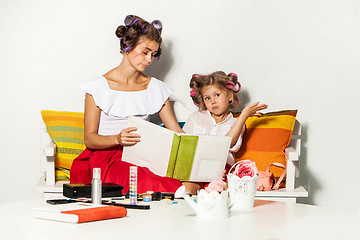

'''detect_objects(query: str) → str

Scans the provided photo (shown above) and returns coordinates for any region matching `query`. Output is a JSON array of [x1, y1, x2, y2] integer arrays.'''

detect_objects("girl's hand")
[[116, 127, 141, 146], [242, 102, 268, 118]]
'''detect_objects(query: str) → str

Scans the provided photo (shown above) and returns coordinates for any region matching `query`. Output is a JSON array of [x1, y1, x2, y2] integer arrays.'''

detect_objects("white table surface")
[[0, 198, 359, 240]]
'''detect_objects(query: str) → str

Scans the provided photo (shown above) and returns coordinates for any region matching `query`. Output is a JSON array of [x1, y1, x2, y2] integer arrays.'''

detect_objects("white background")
[[0, 0, 359, 211]]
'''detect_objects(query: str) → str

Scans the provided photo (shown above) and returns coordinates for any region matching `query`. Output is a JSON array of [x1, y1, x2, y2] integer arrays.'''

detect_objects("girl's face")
[[126, 37, 159, 72], [201, 85, 233, 117]]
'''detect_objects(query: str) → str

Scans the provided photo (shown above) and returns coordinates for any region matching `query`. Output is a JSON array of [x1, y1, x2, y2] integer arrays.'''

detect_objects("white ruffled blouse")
[[81, 76, 172, 136], [182, 110, 245, 166]]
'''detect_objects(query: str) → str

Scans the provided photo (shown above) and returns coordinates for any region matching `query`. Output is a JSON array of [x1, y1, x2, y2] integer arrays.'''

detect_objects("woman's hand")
[[242, 102, 268, 118], [116, 127, 141, 146]]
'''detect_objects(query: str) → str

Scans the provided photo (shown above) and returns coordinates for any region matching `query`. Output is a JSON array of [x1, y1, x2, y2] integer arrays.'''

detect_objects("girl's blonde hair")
[[189, 71, 241, 111]]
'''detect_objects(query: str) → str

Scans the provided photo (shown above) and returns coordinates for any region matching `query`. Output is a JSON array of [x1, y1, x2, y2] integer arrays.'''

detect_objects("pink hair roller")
[[225, 81, 236, 89], [233, 82, 241, 92], [225, 81, 241, 93], [190, 89, 198, 97], [228, 72, 238, 78]]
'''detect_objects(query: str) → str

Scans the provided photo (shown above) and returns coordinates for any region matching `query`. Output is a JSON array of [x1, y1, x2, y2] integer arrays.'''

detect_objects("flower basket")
[[227, 160, 258, 212]]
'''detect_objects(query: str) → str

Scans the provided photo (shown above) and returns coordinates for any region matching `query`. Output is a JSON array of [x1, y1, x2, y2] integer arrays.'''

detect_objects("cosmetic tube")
[[92, 168, 102, 205]]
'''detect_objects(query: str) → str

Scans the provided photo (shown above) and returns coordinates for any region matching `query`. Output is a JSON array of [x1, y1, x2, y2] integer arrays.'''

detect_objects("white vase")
[[227, 174, 258, 212]]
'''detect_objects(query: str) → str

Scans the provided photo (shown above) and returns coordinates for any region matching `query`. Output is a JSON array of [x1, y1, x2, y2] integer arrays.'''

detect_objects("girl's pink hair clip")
[[225, 81, 241, 92], [190, 89, 198, 97], [192, 74, 199, 78]]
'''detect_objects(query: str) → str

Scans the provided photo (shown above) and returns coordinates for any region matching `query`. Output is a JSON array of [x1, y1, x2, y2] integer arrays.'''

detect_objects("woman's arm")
[[158, 99, 185, 133], [226, 102, 268, 147], [83, 94, 140, 149]]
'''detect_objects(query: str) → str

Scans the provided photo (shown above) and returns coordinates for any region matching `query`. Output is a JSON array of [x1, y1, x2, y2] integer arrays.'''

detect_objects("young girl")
[[183, 71, 268, 170], [70, 15, 185, 194]]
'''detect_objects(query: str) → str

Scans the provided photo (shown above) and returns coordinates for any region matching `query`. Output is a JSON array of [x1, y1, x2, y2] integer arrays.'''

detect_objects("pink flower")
[[233, 160, 257, 178], [205, 179, 227, 193]]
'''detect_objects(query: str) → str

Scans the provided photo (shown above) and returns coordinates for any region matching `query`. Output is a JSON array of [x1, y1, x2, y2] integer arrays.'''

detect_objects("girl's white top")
[[81, 76, 172, 136], [182, 110, 245, 166]]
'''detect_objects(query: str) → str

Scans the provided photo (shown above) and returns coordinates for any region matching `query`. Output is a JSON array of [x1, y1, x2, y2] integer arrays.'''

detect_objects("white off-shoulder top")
[[81, 76, 172, 136]]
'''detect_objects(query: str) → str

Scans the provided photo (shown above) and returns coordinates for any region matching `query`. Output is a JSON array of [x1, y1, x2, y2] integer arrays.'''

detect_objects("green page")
[[172, 135, 199, 181], [166, 134, 181, 178]]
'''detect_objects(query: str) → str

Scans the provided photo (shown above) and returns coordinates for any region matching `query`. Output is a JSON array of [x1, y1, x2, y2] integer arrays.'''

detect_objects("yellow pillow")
[[41, 110, 85, 181], [235, 110, 297, 179]]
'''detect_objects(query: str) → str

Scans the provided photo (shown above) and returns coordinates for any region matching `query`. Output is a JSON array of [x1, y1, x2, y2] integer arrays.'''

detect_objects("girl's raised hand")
[[242, 102, 268, 118], [116, 127, 141, 146]]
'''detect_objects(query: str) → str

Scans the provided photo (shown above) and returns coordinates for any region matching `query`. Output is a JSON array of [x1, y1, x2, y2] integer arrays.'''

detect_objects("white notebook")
[[122, 116, 231, 182]]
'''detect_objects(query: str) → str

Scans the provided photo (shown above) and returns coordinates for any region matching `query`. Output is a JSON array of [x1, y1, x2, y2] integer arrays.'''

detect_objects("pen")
[[46, 199, 91, 205], [103, 201, 150, 210]]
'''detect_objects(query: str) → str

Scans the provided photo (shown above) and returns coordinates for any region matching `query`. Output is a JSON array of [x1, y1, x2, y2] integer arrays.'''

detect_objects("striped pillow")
[[235, 110, 297, 179], [41, 110, 85, 181]]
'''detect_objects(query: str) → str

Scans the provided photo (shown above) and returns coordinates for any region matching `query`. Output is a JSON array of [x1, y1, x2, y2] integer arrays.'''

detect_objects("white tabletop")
[[0, 198, 359, 240]]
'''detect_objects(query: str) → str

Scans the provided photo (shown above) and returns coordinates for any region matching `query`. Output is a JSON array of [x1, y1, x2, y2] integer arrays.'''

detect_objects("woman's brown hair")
[[115, 15, 162, 58]]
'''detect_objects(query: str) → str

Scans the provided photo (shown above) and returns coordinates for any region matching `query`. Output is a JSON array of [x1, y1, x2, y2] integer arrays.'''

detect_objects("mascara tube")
[[92, 168, 102, 205]]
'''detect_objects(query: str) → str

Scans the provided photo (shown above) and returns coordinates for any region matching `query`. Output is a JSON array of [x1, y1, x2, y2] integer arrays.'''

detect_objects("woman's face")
[[126, 37, 160, 72], [201, 85, 233, 117]]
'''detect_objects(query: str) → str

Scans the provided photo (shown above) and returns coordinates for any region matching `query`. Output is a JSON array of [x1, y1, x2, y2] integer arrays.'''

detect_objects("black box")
[[63, 183, 124, 198]]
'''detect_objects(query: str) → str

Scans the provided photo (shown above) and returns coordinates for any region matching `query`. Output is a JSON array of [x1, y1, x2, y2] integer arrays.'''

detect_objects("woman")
[[70, 15, 198, 194]]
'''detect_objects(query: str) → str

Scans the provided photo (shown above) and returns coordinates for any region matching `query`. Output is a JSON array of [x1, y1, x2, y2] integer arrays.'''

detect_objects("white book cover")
[[122, 116, 231, 182], [33, 203, 127, 223], [33, 203, 101, 223]]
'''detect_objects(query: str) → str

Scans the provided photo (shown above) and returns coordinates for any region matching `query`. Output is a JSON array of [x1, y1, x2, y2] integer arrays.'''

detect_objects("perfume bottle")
[[91, 168, 102, 205]]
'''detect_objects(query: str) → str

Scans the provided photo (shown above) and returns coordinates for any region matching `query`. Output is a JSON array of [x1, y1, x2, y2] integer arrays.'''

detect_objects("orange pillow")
[[235, 110, 297, 178]]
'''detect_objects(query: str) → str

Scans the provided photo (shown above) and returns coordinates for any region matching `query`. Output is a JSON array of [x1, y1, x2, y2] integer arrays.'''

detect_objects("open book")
[[122, 116, 231, 182]]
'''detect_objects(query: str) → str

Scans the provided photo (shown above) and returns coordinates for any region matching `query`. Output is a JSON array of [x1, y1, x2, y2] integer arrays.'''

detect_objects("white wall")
[[1, 0, 359, 210]]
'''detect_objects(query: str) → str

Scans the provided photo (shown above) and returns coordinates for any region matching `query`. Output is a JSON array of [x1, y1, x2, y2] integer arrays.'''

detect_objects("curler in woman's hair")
[[142, 24, 149, 33], [115, 25, 127, 39], [151, 20, 163, 30], [124, 15, 139, 27], [123, 46, 133, 52], [143, 20, 162, 33]]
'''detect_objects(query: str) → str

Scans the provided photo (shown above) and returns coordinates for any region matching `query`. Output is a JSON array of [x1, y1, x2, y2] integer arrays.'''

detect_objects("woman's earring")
[[229, 99, 233, 103]]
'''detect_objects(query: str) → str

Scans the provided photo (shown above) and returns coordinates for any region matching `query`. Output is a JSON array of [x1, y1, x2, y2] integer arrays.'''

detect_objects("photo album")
[[122, 116, 231, 182]]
